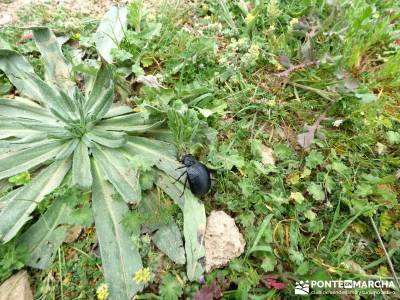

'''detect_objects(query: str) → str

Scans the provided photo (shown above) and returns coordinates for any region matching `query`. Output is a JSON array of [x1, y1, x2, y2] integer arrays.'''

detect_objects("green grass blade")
[[246, 214, 273, 258], [328, 207, 372, 243]]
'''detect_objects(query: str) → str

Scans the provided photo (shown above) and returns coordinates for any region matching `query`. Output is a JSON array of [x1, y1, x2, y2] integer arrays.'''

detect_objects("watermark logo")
[[293, 280, 395, 295], [295, 281, 310, 295]]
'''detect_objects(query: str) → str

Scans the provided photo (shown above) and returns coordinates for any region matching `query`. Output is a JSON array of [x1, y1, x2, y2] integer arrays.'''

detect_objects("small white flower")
[[218, 56, 228, 64], [332, 119, 343, 127], [375, 142, 387, 155]]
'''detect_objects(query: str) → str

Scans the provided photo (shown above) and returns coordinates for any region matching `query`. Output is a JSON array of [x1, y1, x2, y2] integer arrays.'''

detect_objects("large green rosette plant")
[[0, 9, 206, 299]]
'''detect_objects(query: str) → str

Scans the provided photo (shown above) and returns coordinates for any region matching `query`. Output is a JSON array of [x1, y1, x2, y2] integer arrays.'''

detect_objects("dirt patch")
[[0, 0, 126, 26], [0, 0, 188, 28]]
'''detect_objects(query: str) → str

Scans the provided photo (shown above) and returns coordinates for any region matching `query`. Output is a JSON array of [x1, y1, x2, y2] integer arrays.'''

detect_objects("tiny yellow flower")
[[249, 44, 260, 58], [289, 18, 299, 27], [73, 32, 81, 40], [218, 56, 227, 64], [237, 37, 247, 46], [245, 13, 255, 23], [288, 18, 299, 31], [267, 99, 276, 107], [142, 234, 151, 243], [267, 0, 281, 18], [96, 283, 109, 300], [147, 13, 156, 21], [133, 267, 151, 284]]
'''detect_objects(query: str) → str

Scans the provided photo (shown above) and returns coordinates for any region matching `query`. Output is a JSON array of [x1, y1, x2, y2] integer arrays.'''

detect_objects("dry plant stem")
[[369, 216, 400, 289], [274, 61, 317, 78]]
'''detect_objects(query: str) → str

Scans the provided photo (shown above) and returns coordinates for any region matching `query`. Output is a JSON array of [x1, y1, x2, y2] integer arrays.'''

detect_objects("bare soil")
[[0, 0, 125, 26]]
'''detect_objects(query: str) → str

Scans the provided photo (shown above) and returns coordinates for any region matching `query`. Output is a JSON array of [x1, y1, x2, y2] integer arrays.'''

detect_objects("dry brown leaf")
[[297, 111, 326, 149], [135, 75, 162, 89], [64, 225, 82, 244]]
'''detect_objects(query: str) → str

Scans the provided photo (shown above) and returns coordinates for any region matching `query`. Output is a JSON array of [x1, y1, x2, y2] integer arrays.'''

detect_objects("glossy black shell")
[[181, 155, 211, 196]]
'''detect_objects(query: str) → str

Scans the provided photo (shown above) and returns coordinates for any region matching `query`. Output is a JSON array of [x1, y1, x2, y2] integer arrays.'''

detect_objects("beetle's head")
[[181, 154, 196, 166]]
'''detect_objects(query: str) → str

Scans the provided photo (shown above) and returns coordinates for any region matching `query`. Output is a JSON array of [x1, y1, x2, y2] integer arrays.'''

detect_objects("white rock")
[[205, 211, 245, 272], [261, 145, 275, 165], [0, 271, 33, 300]]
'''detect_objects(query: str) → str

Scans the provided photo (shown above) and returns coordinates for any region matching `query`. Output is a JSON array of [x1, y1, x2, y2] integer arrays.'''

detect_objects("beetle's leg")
[[175, 165, 186, 170], [173, 171, 187, 183], [180, 175, 188, 197]]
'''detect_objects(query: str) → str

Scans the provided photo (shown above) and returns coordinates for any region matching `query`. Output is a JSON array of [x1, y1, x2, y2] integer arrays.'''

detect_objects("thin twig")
[[274, 61, 317, 78], [369, 215, 400, 289]]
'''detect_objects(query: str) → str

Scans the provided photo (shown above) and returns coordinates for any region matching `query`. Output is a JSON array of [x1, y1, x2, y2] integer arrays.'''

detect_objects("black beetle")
[[175, 154, 211, 197]]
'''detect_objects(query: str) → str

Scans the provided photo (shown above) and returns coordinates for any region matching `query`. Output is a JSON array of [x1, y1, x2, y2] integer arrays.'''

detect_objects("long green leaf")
[[5, 133, 48, 145], [96, 112, 149, 130], [0, 121, 37, 139], [28, 75, 77, 122], [0, 158, 71, 243], [95, 6, 128, 63], [31, 27, 75, 96], [183, 192, 206, 281], [84, 63, 114, 121], [0, 98, 53, 122], [86, 129, 126, 148], [103, 104, 133, 118], [152, 224, 186, 265], [97, 116, 164, 133], [0, 139, 49, 152], [144, 128, 175, 143], [155, 172, 185, 209], [0, 49, 45, 103], [92, 147, 141, 204], [0, 139, 65, 180], [140, 192, 185, 264], [0, 50, 74, 118], [91, 160, 143, 299], [72, 141, 92, 190], [17, 198, 71, 269], [155, 172, 205, 281], [123, 136, 182, 179], [55, 139, 79, 160], [14, 118, 71, 138]]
